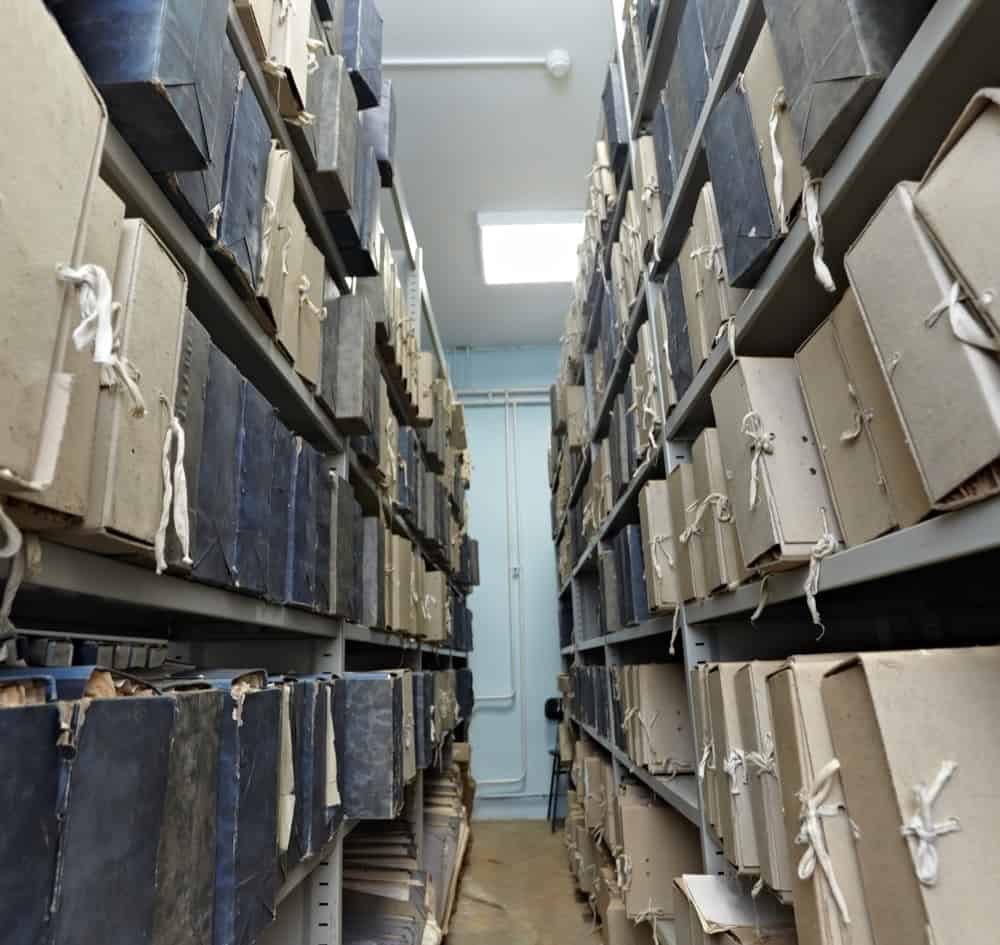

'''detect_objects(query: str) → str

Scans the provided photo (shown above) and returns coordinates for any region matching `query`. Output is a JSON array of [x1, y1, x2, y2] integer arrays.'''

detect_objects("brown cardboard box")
[[636, 135, 663, 257], [673, 875, 795, 944], [387, 535, 412, 633], [680, 183, 747, 368], [564, 386, 588, 449], [296, 235, 326, 388], [77, 219, 187, 555], [690, 665, 721, 838], [422, 570, 448, 643], [668, 463, 706, 601], [915, 90, 1000, 340], [691, 429, 747, 595], [602, 760, 622, 854], [637, 480, 684, 613], [767, 657, 875, 945], [707, 664, 758, 874], [845, 182, 1000, 503], [636, 663, 694, 776], [823, 647, 1000, 945], [584, 755, 606, 831], [13, 179, 124, 525], [711, 358, 841, 570], [796, 291, 930, 548], [734, 661, 794, 901], [267, 0, 311, 116], [618, 784, 702, 919], [0, 3, 107, 494]]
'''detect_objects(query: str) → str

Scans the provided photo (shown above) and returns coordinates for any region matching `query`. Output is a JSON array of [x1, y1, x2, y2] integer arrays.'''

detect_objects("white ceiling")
[[377, 0, 616, 348]]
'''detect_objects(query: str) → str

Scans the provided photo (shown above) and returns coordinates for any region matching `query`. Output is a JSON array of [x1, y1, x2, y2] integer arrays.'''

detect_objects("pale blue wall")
[[447, 346, 562, 819]]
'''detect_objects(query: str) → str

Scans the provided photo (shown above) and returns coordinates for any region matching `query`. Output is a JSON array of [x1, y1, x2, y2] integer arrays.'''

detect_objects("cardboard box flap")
[[921, 88, 1000, 182], [823, 647, 1000, 945], [676, 874, 793, 936]]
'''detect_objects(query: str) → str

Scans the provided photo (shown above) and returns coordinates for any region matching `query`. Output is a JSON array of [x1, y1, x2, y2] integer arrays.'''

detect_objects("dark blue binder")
[[53, 695, 176, 945], [360, 78, 396, 185], [651, 96, 676, 216], [266, 422, 296, 604], [194, 344, 242, 589], [217, 53, 271, 295], [625, 524, 651, 625], [664, 261, 694, 402], [0, 676, 61, 945], [696, 0, 742, 77], [47, 0, 230, 172], [341, 0, 384, 110], [235, 381, 276, 596], [665, 0, 709, 173], [602, 63, 629, 181], [326, 143, 380, 276], [290, 441, 319, 610], [197, 672, 280, 945], [158, 29, 241, 243], [315, 450, 332, 614]]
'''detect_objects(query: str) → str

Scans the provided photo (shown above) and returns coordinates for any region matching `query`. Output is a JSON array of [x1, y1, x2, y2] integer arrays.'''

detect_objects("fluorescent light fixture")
[[478, 211, 583, 286]]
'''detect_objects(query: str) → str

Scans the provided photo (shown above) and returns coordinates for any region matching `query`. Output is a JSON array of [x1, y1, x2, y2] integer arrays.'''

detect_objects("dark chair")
[[545, 698, 570, 832]]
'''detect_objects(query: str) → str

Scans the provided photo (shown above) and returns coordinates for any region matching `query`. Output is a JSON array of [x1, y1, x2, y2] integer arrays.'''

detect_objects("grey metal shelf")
[[686, 494, 1000, 625], [276, 819, 358, 907], [601, 613, 676, 649], [629, 0, 688, 137], [575, 718, 700, 826], [3, 539, 341, 638], [343, 622, 468, 658], [591, 271, 649, 442], [101, 126, 346, 457], [601, 160, 633, 277], [561, 644, 575, 657], [663, 0, 1000, 441]]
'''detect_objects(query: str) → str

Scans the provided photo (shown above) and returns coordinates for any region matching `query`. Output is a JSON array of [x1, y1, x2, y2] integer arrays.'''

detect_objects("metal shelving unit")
[[559, 0, 1000, 909]]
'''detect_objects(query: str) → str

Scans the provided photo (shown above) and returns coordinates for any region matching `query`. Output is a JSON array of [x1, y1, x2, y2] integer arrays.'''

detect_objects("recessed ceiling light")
[[478, 212, 583, 286]]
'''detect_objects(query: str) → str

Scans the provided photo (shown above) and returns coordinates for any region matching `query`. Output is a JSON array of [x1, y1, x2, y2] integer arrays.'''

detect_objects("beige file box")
[[77, 220, 188, 554], [690, 664, 721, 838], [235, 0, 274, 61], [387, 534, 412, 633], [417, 353, 436, 426], [915, 90, 1000, 340], [824, 647, 1000, 945], [0, 3, 108, 494], [707, 664, 759, 874], [636, 663, 694, 776], [422, 570, 448, 643], [564, 386, 588, 449], [602, 760, 622, 855], [13, 179, 125, 525], [673, 874, 795, 945], [296, 235, 326, 388], [691, 428, 747, 595], [267, 0, 312, 116], [767, 657, 875, 945], [711, 358, 841, 571], [619, 784, 702, 920], [845, 182, 1000, 504], [797, 291, 930, 548], [669, 462, 706, 602], [275, 205, 306, 363], [680, 184, 746, 368], [638, 480, 684, 612], [635, 135, 663, 256], [734, 661, 794, 902], [257, 143, 295, 327]]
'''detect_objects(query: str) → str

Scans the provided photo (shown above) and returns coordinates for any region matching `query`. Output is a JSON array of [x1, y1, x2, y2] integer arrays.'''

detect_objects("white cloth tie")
[[804, 508, 837, 633], [802, 174, 836, 293], [796, 759, 853, 927], [57, 264, 115, 366], [154, 407, 192, 575], [926, 281, 1000, 352], [900, 760, 961, 888], [768, 87, 789, 234], [669, 604, 681, 656], [747, 732, 777, 778], [697, 741, 714, 782], [723, 748, 746, 796], [680, 493, 732, 544], [741, 411, 774, 511], [648, 536, 674, 581]]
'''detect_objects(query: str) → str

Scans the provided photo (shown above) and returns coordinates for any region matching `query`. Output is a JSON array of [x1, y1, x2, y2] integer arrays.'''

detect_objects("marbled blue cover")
[[664, 261, 694, 402], [665, 0, 709, 174], [696, 0, 741, 77], [235, 380, 276, 597], [341, 0, 384, 110]]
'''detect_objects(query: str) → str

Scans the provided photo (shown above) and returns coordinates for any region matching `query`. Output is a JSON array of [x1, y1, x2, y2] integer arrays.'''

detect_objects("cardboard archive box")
[[734, 661, 794, 902], [634, 663, 694, 776], [673, 874, 795, 945], [796, 290, 931, 548], [690, 664, 721, 840], [845, 182, 1000, 505], [824, 647, 1000, 945], [668, 462, 706, 602], [711, 357, 841, 570], [706, 664, 759, 874], [0, 2, 108, 495], [618, 783, 702, 920], [767, 657, 875, 945], [295, 236, 327, 389]]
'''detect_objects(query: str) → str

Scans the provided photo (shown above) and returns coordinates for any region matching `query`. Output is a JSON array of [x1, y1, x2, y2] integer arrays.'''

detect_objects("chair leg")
[[548, 753, 559, 832]]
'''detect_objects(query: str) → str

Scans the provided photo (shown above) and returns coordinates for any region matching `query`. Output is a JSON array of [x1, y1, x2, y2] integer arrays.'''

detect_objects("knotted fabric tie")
[[900, 761, 961, 888], [747, 732, 777, 778], [57, 264, 114, 365], [804, 508, 837, 633], [0, 506, 35, 645], [669, 604, 681, 656], [422, 594, 435, 623], [714, 316, 737, 361], [839, 384, 872, 443], [796, 759, 852, 926], [697, 740, 714, 782], [641, 176, 660, 210], [751, 573, 770, 624], [680, 493, 732, 544], [768, 87, 789, 234], [741, 411, 775, 511], [299, 274, 327, 321], [802, 173, 836, 293], [207, 203, 223, 240], [925, 281, 1000, 352], [154, 400, 191, 575], [648, 535, 674, 581], [723, 748, 746, 796], [259, 197, 277, 275]]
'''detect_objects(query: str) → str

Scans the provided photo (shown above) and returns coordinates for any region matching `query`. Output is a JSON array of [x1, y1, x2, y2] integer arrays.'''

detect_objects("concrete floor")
[[446, 820, 595, 945]]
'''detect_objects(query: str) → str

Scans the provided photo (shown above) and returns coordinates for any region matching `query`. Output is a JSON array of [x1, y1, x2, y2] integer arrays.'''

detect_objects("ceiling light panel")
[[478, 211, 583, 285]]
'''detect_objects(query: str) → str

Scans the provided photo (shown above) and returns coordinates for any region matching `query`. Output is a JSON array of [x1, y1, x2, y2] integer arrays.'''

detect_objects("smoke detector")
[[546, 49, 572, 79]]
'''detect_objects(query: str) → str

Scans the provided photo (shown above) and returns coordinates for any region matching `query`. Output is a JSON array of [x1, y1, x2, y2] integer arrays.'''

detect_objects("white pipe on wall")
[[384, 56, 548, 69]]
